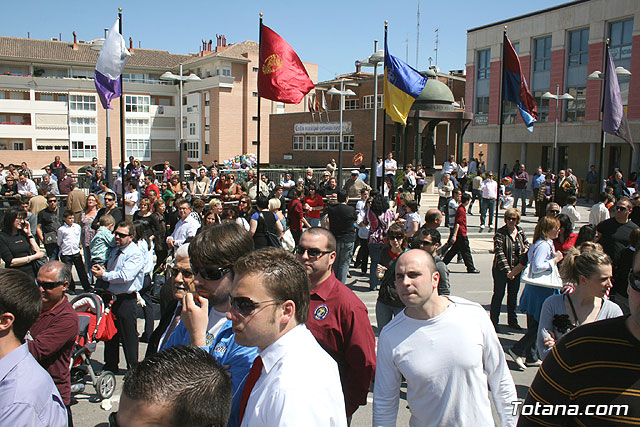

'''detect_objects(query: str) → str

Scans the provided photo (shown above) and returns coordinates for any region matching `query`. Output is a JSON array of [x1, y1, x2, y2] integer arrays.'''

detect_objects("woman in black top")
[[249, 196, 283, 250], [133, 198, 161, 241], [152, 198, 169, 271], [0, 207, 45, 278]]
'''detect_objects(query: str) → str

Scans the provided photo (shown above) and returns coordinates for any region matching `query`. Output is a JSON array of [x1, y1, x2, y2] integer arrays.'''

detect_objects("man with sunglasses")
[[37, 194, 61, 260], [92, 221, 145, 373], [518, 253, 640, 426], [91, 191, 122, 230], [227, 248, 347, 426], [168, 222, 258, 427], [296, 228, 376, 420], [411, 227, 450, 296], [29, 261, 79, 425], [597, 197, 639, 303], [0, 268, 67, 426]]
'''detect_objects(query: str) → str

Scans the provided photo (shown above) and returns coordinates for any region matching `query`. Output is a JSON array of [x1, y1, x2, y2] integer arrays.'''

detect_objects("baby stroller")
[[69, 290, 117, 400]]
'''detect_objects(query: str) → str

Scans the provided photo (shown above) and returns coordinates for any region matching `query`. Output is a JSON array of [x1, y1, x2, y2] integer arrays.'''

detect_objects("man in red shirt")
[[143, 173, 159, 200], [287, 188, 310, 246], [296, 227, 376, 420], [303, 184, 324, 228], [29, 261, 79, 425], [442, 193, 480, 273]]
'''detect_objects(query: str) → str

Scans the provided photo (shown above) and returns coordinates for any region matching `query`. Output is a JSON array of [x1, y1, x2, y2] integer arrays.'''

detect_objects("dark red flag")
[[258, 24, 314, 103]]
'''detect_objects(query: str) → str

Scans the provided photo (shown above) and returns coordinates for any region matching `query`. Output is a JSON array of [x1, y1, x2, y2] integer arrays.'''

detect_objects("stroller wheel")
[[96, 371, 116, 400]]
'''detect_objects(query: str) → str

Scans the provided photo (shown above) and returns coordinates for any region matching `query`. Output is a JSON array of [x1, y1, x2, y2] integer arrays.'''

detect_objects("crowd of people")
[[0, 153, 639, 426]]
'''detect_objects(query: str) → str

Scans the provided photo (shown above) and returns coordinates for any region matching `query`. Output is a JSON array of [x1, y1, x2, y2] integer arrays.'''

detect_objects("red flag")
[[258, 24, 315, 103]]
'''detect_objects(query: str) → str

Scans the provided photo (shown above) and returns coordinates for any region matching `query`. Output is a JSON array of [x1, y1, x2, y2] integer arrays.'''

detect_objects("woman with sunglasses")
[[237, 195, 253, 230], [80, 193, 101, 282], [537, 244, 622, 361], [367, 193, 396, 291], [508, 216, 563, 370], [0, 206, 45, 278], [490, 208, 530, 331], [221, 174, 242, 201], [375, 223, 408, 329]]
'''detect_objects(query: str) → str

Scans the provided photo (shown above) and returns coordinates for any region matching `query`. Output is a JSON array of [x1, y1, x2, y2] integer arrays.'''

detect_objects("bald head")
[[397, 249, 437, 274], [424, 209, 443, 229]]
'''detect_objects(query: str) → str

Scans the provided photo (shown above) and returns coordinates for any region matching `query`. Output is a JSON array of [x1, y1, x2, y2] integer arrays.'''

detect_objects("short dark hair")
[[461, 193, 471, 204], [189, 222, 254, 269], [123, 345, 231, 426], [175, 198, 190, 209], [337, 190, 348, 203], [115, 220, 135, 236], [424, 210, 441, 225], [0, 268, 41, 341], [255, 195, 269, 210], [599, 192, 609, 203], [412, 227, 441, 248], [192, 198, 205, 210], [405, 200, 418, 212], [234, 248, 310, 324], [63, 209, 74, 218], [303, 227, 336, 252]]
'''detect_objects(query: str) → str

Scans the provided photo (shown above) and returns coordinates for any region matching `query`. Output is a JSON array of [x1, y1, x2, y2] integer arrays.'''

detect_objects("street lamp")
[[160, 65, 201, 181], [541, 85, 574, 172], [358, 43, 385, 189], [327, 81, 356, 187]]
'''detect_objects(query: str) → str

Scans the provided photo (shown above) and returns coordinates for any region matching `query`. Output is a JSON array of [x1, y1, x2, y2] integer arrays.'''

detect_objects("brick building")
[[465, 0, 639, 178], [0, 33, 316, 171]]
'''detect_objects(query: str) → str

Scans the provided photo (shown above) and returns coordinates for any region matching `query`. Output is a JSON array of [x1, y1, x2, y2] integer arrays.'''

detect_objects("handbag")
[[44, 231, 57, 245], [281, 229, 295, 252], [521, 261, 563, 289], [259, 213, 281, 248]]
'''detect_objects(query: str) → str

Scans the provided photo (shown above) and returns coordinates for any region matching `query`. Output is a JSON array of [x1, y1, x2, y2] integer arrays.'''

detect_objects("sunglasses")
[[47, 200, 57, 203], [294, 246, 332, 258], [230, 296, 282, 317], [105, 197, 115, 201], [37, 280, 64, 290], [388, 235, 403, 241], [416, 240, 434, 247], [506, 217, 518, 221], [190, 264, 232, 281], [170, 267, 194, 280], [114, 232, 131, 238], [615, 206, 629, 212], [549, 210, 559, 214]]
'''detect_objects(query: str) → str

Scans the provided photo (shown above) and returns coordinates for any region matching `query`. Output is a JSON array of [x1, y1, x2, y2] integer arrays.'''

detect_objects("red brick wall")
[[465, 65, 475, 114], [488, 61, 501, 125], [549, 49, 566, 122], [586, 41, 604, 122], [628, 35, 640, 119]]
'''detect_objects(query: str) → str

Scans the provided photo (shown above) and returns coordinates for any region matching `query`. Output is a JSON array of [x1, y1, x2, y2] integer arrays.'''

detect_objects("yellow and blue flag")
[[384, 38, 427, 125]]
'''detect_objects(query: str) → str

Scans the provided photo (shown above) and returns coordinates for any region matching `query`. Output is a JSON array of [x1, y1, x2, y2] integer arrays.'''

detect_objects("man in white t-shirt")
[[228, 248, 347, 427], [384, 152, 397, 198], [373, 249, 516, 427]]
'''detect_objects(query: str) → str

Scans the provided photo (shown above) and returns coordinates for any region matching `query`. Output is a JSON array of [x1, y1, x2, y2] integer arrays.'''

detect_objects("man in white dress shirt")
[[167, 198, 199, 249], [229, 247, 347, 427], [373, 249, 517, 427]]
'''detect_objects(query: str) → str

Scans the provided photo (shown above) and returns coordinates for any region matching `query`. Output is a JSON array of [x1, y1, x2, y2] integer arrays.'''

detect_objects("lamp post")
[[327, 81, 356, 187], [161, 65, 201, 181], [587, 63, 631, 185], [541, 85, 574, 172], [358, 43, 385, 188]]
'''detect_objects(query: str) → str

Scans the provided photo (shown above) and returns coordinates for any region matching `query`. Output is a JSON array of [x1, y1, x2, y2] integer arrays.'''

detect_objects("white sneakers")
[[507, 349, 527, 371]]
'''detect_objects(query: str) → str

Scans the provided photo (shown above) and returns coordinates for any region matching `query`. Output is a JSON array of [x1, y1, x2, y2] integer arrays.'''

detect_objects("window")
[[317, 136, 328, 151], [125, 118, 150, 135], [222, 68, 231, 76], [253, 67, 259, 72], [345, 99, 359, 110], [70, 117, 97, 134], [558, 146, 569, 171], [40, 94, 55, 101], [610, 19, 633, 60], [533, 91, 549, 122], [293, 136, 303, 150], [512, 42, 520, 54], [293, 135, 353, 151], [541, 146, 552, 171], [187, 140, 199, 161], [533, 36, 551, 71], [183, 117, 187, 129], [391, 135, 400, 154], [204, 93, 210, 106], [252, 116, 259, 121], [69, 95, 96, 112], [71, 140, 97, 160], [304, 136, 316, 151], [204, 143, 210, 155], [328, 136, 339, 151], [276, 103, 285, 114], [126, 138, 151, 161], [189, 123, 196, 135], [474, 96, 489, 125], [253, 92, 258, 97], [362, 94, 384, 109], [71, 69, 93, 79], [565, 87, 586, 122], [12, 141, 25, 151], [502, 100, 517, 125], [125, 95, 150, 113], [568, 28, 589, 67], [477, 49, 490, 80], [342, 135, 354, 151]]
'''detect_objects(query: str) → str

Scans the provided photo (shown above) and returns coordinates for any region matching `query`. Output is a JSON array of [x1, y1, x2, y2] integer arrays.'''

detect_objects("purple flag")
[[603, 49, 633, 148], [94, 19, 131, 109]]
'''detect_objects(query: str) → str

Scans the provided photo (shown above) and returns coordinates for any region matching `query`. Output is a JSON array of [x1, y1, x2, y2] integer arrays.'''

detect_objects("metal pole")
[[370, 40, 378, 189], [598, 40, 610, 186], [257, 14, 263, 186], [179, 63, 185, 182], [338, 79, 344, 188], [552, 84, 559, 172], [495, 28, 507, 235], [381, 22, 388, 193], [105, 108, 113, 188], [118, 9, 126, 219]]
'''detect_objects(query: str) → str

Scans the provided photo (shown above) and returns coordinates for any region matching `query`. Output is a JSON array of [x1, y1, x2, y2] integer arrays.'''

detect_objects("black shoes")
[[467, 269, 481, 274], [509, 322, 524, 331]]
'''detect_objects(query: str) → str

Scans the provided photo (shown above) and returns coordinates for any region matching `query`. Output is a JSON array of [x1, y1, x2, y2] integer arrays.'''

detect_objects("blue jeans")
[[306, 217, 320, 227], [368, 243, 385, 291], [480, 198, 495, 227], [333, 239, 354, 284], [376, 301, 403, 331]]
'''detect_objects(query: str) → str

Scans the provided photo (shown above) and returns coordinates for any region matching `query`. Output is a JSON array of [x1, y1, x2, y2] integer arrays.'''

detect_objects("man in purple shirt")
[[0, 268, 67, 426], [512, 163, 530, 216], [29, 261, 79, 425]]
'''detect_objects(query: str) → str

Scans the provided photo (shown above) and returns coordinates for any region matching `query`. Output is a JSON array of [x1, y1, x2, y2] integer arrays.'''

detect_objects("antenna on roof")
[[416, 0, 420, 69], [434, 28, 439, 67]]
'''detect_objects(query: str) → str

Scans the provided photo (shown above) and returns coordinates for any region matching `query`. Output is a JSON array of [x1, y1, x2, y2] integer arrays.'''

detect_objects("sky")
[[5, 0, 566, 82]]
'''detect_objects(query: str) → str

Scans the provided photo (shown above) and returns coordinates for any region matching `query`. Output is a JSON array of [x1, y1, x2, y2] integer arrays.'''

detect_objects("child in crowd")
[[561, 195, 581, 225]]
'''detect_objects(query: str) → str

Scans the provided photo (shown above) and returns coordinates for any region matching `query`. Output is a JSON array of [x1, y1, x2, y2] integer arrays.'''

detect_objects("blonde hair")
[[268, 198, 281, 211], [533, 216, 560, 242], [560, 243, 611, 285], [84, 193, 102, 211], [503, 208, 521, 223]]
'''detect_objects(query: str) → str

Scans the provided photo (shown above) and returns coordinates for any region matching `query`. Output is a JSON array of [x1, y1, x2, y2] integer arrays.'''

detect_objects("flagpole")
[[370, 39, 379, 189], [598, 39, 610, 187], [106, 104, 113, 188], [381, 21, 388, 193], [494, 27, 507, 235], [118, 8, 126, 219], [256, 13, 263, 190]]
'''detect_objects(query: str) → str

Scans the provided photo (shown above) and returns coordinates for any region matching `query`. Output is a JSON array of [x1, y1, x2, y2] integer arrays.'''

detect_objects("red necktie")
[[238, 356, 263, 424]]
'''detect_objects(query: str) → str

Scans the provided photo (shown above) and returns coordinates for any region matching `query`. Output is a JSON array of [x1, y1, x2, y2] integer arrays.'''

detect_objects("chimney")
[[355, 62, 361, 73], [129, 37, 134, 53], [72, 31, 78, 50], [222, 35, 226, 47], [208, 40, 212, 51], [216, 35, 221, 47]]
